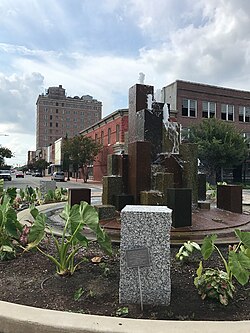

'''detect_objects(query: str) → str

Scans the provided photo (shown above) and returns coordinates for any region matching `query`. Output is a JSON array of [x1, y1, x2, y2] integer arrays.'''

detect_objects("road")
[[4, 175, 103, 204]]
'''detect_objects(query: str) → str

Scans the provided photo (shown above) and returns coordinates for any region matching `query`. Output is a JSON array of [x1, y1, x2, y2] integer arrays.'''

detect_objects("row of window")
[[94, 125, 120, 145], [182, 99, 250, 122], [43, 107, 100, 117], [42, 101, 101, 108]]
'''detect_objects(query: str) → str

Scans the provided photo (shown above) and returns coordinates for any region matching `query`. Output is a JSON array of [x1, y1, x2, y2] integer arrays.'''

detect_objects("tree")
[[32, 159, 49, 174], [0, 146, 13, 166], [189, 118, 249, 183], [62, 135, 102, 179]]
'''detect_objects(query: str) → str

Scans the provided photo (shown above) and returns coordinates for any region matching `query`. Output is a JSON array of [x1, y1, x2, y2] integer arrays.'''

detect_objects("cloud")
[[1, 0, 250, 166]]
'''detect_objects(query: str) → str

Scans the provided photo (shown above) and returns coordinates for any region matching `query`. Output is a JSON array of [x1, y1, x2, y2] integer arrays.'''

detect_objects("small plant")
[[74, 287, 85, 301], [26, 201, 112, 276], [0, 195, 32, 260], [116, 306, 129, 317], [194, 263, 235, 305], [99, 262, 110, 277], [175, 241, 201, 262], [194, 230, 250, 305]]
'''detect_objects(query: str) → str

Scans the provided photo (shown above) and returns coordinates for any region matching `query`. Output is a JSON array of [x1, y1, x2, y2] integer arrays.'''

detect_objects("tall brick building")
[[162, 80, 250, 137], [36, 85, 102, 150]]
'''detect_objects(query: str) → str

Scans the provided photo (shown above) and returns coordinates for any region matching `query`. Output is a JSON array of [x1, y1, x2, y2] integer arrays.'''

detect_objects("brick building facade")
[[36, 85, 102, 150], [162, 80, 250, 136], [162, 80, 250, 181], [80, 109, 128, 181]]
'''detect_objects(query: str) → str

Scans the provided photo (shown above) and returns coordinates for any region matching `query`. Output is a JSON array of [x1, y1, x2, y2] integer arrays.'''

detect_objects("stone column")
[[119, 205, 172, 306], [128, 141, 151, 204]]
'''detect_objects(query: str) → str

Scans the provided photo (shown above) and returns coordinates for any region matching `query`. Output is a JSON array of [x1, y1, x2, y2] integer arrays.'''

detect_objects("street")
[[3, 174, 103, 204]]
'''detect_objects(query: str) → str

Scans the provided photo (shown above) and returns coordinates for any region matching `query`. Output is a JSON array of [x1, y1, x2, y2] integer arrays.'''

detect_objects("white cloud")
[[1, 0, 250, 166]]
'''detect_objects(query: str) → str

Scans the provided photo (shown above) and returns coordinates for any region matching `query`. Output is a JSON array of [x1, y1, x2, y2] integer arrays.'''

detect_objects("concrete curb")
[[0, 301, 250, 333]]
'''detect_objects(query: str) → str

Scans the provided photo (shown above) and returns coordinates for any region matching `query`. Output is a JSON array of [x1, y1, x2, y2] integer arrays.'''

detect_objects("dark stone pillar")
[[68, 188, 91, 206], [128, 84, 154, 143], [118, 154, 129, 193], [102, 176, 123, 206], [217, 185, 242, 214], [154, 172, 174, 205], [167, 188, 192, 228], [107, 154, 120, 176], [136, 105, 163, 161], [114, 194, 134, 211], [179, 143, 198, 204], [198, 173, 207, 201], [128, 141, 151, 204]]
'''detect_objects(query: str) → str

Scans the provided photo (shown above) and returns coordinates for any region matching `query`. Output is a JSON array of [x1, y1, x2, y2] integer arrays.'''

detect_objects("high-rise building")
[[36, 85, 102, 149]]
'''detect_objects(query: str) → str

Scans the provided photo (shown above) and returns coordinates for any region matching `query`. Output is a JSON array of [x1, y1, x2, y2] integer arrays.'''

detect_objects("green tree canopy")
[[62, 135, 102, 173], [0, 146, 13, 166], [32, 159, 49, 173], [189, 118, 249, 181]]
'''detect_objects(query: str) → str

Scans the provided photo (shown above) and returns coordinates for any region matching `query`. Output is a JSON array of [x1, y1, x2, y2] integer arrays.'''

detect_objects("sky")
[[1, 0, 250, 166]]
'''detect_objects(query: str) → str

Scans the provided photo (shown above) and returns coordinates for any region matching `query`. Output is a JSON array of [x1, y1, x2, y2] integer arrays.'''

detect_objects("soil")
[[0, 238, 250, 321]]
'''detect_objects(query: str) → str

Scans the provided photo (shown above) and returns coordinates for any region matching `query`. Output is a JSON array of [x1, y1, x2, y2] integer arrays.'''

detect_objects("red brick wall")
[[174, 81, 250, 133], [84, 114, 128, 181]]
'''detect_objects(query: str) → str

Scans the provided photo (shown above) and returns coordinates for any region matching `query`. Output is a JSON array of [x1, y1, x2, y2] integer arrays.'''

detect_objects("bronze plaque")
[[126, 247, 150, 268]]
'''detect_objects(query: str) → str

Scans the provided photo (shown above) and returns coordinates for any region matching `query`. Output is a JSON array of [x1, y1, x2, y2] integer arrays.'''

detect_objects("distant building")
[[27, 150, 36, 165], [36, 85, 102, 150], [162, 80, 250, 181], [80, 109, 128, 181], [162, 80, 250, 137]]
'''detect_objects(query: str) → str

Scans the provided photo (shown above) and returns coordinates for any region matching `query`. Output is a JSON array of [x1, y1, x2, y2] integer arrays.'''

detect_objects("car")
[[51, 171, 65, 182], [25, 171, 32, 175], [33, 171, 43, 177], [0, 170, 11, 181], [16, 171, 24, 178]]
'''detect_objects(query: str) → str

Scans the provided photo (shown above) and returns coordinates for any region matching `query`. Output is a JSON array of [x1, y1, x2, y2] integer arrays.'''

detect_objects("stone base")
[[198, 201, 210, 210], [68, 188, 91, 206], [140, 191, 164, 205], [94, 205, 116, 220], [114, 194, 134, 211], [119, 205, 172, 306]]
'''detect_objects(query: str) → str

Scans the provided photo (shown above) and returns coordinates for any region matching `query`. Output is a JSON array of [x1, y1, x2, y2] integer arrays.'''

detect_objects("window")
[[56, 109, 58, 113], [56, 123, 58, 127], [50, 115, 53, 120], [95, 133, 98, 142], [239, 106, 250, 122], [182, 99, 197, 117], [56, 102, 58, 106], [101, 131, 104, 144], [50, 122, 52, 127], [62, 103, 64, 107], [202, 101, 216, 118], [116, 124, 120, 142], [108, 128, 111, 144], [221, 104, 234, 121]]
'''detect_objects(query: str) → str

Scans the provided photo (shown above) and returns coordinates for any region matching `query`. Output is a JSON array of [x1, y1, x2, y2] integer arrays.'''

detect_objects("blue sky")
[[1, 0, 250, 165]]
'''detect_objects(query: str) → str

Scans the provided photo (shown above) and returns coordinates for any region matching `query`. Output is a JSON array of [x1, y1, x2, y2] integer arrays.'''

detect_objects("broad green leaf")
[[28, 213, 46, 244], [201, 234, 217, 260], [191, 242, 201, 251], [228, 251, 250, 285], [0, 245, 14, 253], [184, 242, 193, 252], [235, 229, 250, 248]]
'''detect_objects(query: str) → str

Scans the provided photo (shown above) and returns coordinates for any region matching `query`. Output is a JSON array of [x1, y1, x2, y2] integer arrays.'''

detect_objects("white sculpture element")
[[138, 72, 145, 84], [163, 103, 180, 154], [147, 93, 153, 110]]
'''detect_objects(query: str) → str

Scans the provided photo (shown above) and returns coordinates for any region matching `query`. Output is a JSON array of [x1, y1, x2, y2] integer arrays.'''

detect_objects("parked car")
[[51, 171, 65, 182], [0, 170, 11, 181], [25, 171, 32, 175], [33, 171, 43, 177], [16, 171, 24, 178]]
